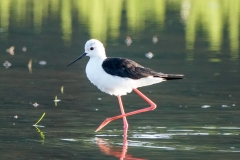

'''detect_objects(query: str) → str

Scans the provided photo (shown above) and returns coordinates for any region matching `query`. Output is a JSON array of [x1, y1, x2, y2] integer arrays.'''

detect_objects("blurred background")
[[0, 0, 239, 159]]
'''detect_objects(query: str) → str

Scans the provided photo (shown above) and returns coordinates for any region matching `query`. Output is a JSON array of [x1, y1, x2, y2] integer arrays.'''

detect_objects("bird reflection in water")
[[96, 136, 147, 160]]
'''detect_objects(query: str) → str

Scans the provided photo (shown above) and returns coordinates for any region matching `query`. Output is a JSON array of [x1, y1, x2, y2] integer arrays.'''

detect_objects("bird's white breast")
[[85, 57, 164, 96]]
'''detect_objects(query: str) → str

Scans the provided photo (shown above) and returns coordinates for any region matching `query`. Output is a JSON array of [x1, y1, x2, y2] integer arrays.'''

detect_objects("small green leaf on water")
[[34, 112, 45, 125]]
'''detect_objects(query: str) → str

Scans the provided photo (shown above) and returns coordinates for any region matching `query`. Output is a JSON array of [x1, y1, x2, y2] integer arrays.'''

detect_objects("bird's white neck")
[[87, 56, 106, 71], [88, 50, 107, 62], [86, 55, 107, 89]]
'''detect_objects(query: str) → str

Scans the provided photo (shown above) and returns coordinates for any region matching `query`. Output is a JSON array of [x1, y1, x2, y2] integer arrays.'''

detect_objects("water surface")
[[0, 0, 240, 159]]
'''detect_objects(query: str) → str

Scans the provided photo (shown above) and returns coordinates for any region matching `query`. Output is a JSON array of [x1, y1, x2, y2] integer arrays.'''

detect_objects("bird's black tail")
[[160, 74, 184, 80]]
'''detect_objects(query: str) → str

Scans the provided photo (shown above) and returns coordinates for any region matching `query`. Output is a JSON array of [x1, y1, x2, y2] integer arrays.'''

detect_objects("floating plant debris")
[[125, 36, 132, 46], [61, 86, 64, 94], [3, 61, 11, 68], [145, 52, 154, 59], [222, 105, 230, 108], [28, 59, 32, 73], [54, 96, 61, 102], [54, 96, 61, 106], [6, 46, 15, 55], [39, 60, 47, 65], [22, 47, 27, 52], [152, 36, 158, 44], [33, 112, 46, 126], [202, 105, 211, 108], [33, 102, 39, 107]]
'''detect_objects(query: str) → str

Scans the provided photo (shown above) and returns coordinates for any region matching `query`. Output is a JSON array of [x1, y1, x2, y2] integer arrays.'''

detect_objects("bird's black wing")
[[102, 58, 184, 80], [102, 58, 165, 79]]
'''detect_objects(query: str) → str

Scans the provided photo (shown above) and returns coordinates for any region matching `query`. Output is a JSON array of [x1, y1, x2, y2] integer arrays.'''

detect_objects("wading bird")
[[68, 39, 184, 136]]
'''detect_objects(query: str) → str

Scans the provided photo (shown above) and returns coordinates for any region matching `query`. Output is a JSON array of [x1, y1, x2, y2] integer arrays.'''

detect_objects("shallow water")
[[0, 0, 240, 159]]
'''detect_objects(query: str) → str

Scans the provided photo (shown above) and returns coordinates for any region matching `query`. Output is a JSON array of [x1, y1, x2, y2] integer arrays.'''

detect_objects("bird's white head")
[[67, 39, 106, 67], [85, 39, 106, 59]]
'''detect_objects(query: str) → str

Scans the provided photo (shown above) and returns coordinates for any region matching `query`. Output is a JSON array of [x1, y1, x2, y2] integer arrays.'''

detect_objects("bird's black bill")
[[67, 52, 87, 67]]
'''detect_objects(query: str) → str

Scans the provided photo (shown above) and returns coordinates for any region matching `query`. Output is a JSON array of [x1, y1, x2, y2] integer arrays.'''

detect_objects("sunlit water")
[[0, 0, 240, 159]]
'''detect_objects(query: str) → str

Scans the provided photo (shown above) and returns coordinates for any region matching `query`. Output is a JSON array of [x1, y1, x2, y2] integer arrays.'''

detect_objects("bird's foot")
[[95, 118, 111, 132]]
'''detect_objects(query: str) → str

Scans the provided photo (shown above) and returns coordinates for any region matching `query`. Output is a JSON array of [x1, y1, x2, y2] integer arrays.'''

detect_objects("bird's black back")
[[102, 58, 163, 79]]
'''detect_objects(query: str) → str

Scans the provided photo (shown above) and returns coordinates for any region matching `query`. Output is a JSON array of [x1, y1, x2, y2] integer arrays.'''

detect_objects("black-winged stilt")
[[67, 39, 184, 136]]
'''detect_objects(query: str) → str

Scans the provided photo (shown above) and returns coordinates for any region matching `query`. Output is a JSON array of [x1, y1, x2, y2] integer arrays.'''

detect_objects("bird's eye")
[[90, 47, 94, 50]]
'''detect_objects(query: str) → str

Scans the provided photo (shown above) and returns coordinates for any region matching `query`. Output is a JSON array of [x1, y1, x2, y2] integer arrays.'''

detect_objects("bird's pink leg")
[[118, 96, 128, 139], [95, 88, 156, 132]]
